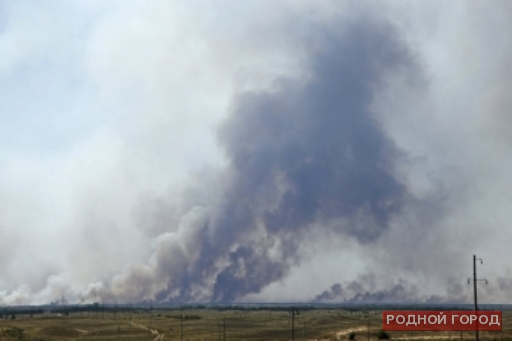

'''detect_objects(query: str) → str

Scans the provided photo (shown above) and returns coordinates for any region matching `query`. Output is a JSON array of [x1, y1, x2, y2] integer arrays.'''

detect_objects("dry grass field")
[[0, 308, 510, 341]]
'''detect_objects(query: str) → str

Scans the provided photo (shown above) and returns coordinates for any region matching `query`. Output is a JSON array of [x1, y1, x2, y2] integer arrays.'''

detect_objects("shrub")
[[376, 329, 390, 339]]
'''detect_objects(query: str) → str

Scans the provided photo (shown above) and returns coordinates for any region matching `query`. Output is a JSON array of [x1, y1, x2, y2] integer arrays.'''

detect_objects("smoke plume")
[[84, 13, 417, 303]]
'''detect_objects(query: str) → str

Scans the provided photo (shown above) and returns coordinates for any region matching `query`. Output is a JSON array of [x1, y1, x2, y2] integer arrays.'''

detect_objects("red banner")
[[382, 311, 502, 331]]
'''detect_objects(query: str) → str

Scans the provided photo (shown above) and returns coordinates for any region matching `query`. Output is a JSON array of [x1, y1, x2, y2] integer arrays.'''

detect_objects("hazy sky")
[[1, 1, 512, 305]]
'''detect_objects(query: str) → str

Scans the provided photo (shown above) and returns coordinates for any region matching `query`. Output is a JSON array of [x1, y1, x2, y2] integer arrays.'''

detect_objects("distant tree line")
[[168, 314, 201, 320]]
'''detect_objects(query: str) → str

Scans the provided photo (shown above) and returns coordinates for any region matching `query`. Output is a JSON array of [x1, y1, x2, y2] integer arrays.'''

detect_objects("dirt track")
[[130, 321, 164, 340]]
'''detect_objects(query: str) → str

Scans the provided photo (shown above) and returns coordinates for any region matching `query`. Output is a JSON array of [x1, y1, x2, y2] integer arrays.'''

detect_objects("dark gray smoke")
[[314, 276, 470, 304], [206, 18, 417, 302], [197, 20, 405, 301], [315, 283, 343, 301], [86, 13, 420, 303]]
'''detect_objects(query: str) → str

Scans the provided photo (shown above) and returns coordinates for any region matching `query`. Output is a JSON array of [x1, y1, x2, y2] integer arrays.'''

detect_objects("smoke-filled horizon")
[[1, 1, 512, 305]]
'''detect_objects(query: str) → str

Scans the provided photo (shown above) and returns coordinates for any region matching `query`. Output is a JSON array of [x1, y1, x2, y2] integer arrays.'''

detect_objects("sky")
[[1, 0, 512, 305]]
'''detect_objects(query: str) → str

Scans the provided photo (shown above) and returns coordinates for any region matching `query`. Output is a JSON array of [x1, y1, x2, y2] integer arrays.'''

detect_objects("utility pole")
[[364, 312, 370, 341], [291, 308, 299, 341], [181, 308, 184, 341], [223, 316, 226, 341], [468, 255, 488, 341], [368, 313, 371, 341]]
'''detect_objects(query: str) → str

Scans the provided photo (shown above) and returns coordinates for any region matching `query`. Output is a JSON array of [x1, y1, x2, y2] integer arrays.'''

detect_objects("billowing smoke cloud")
[[83, 12, 418, 303], [3, 1, 512, 306], [315, 283, 343, 302]]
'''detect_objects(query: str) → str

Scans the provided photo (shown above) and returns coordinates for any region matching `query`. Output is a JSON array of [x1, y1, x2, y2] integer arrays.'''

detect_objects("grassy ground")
[[0, 309, 510, 340]]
